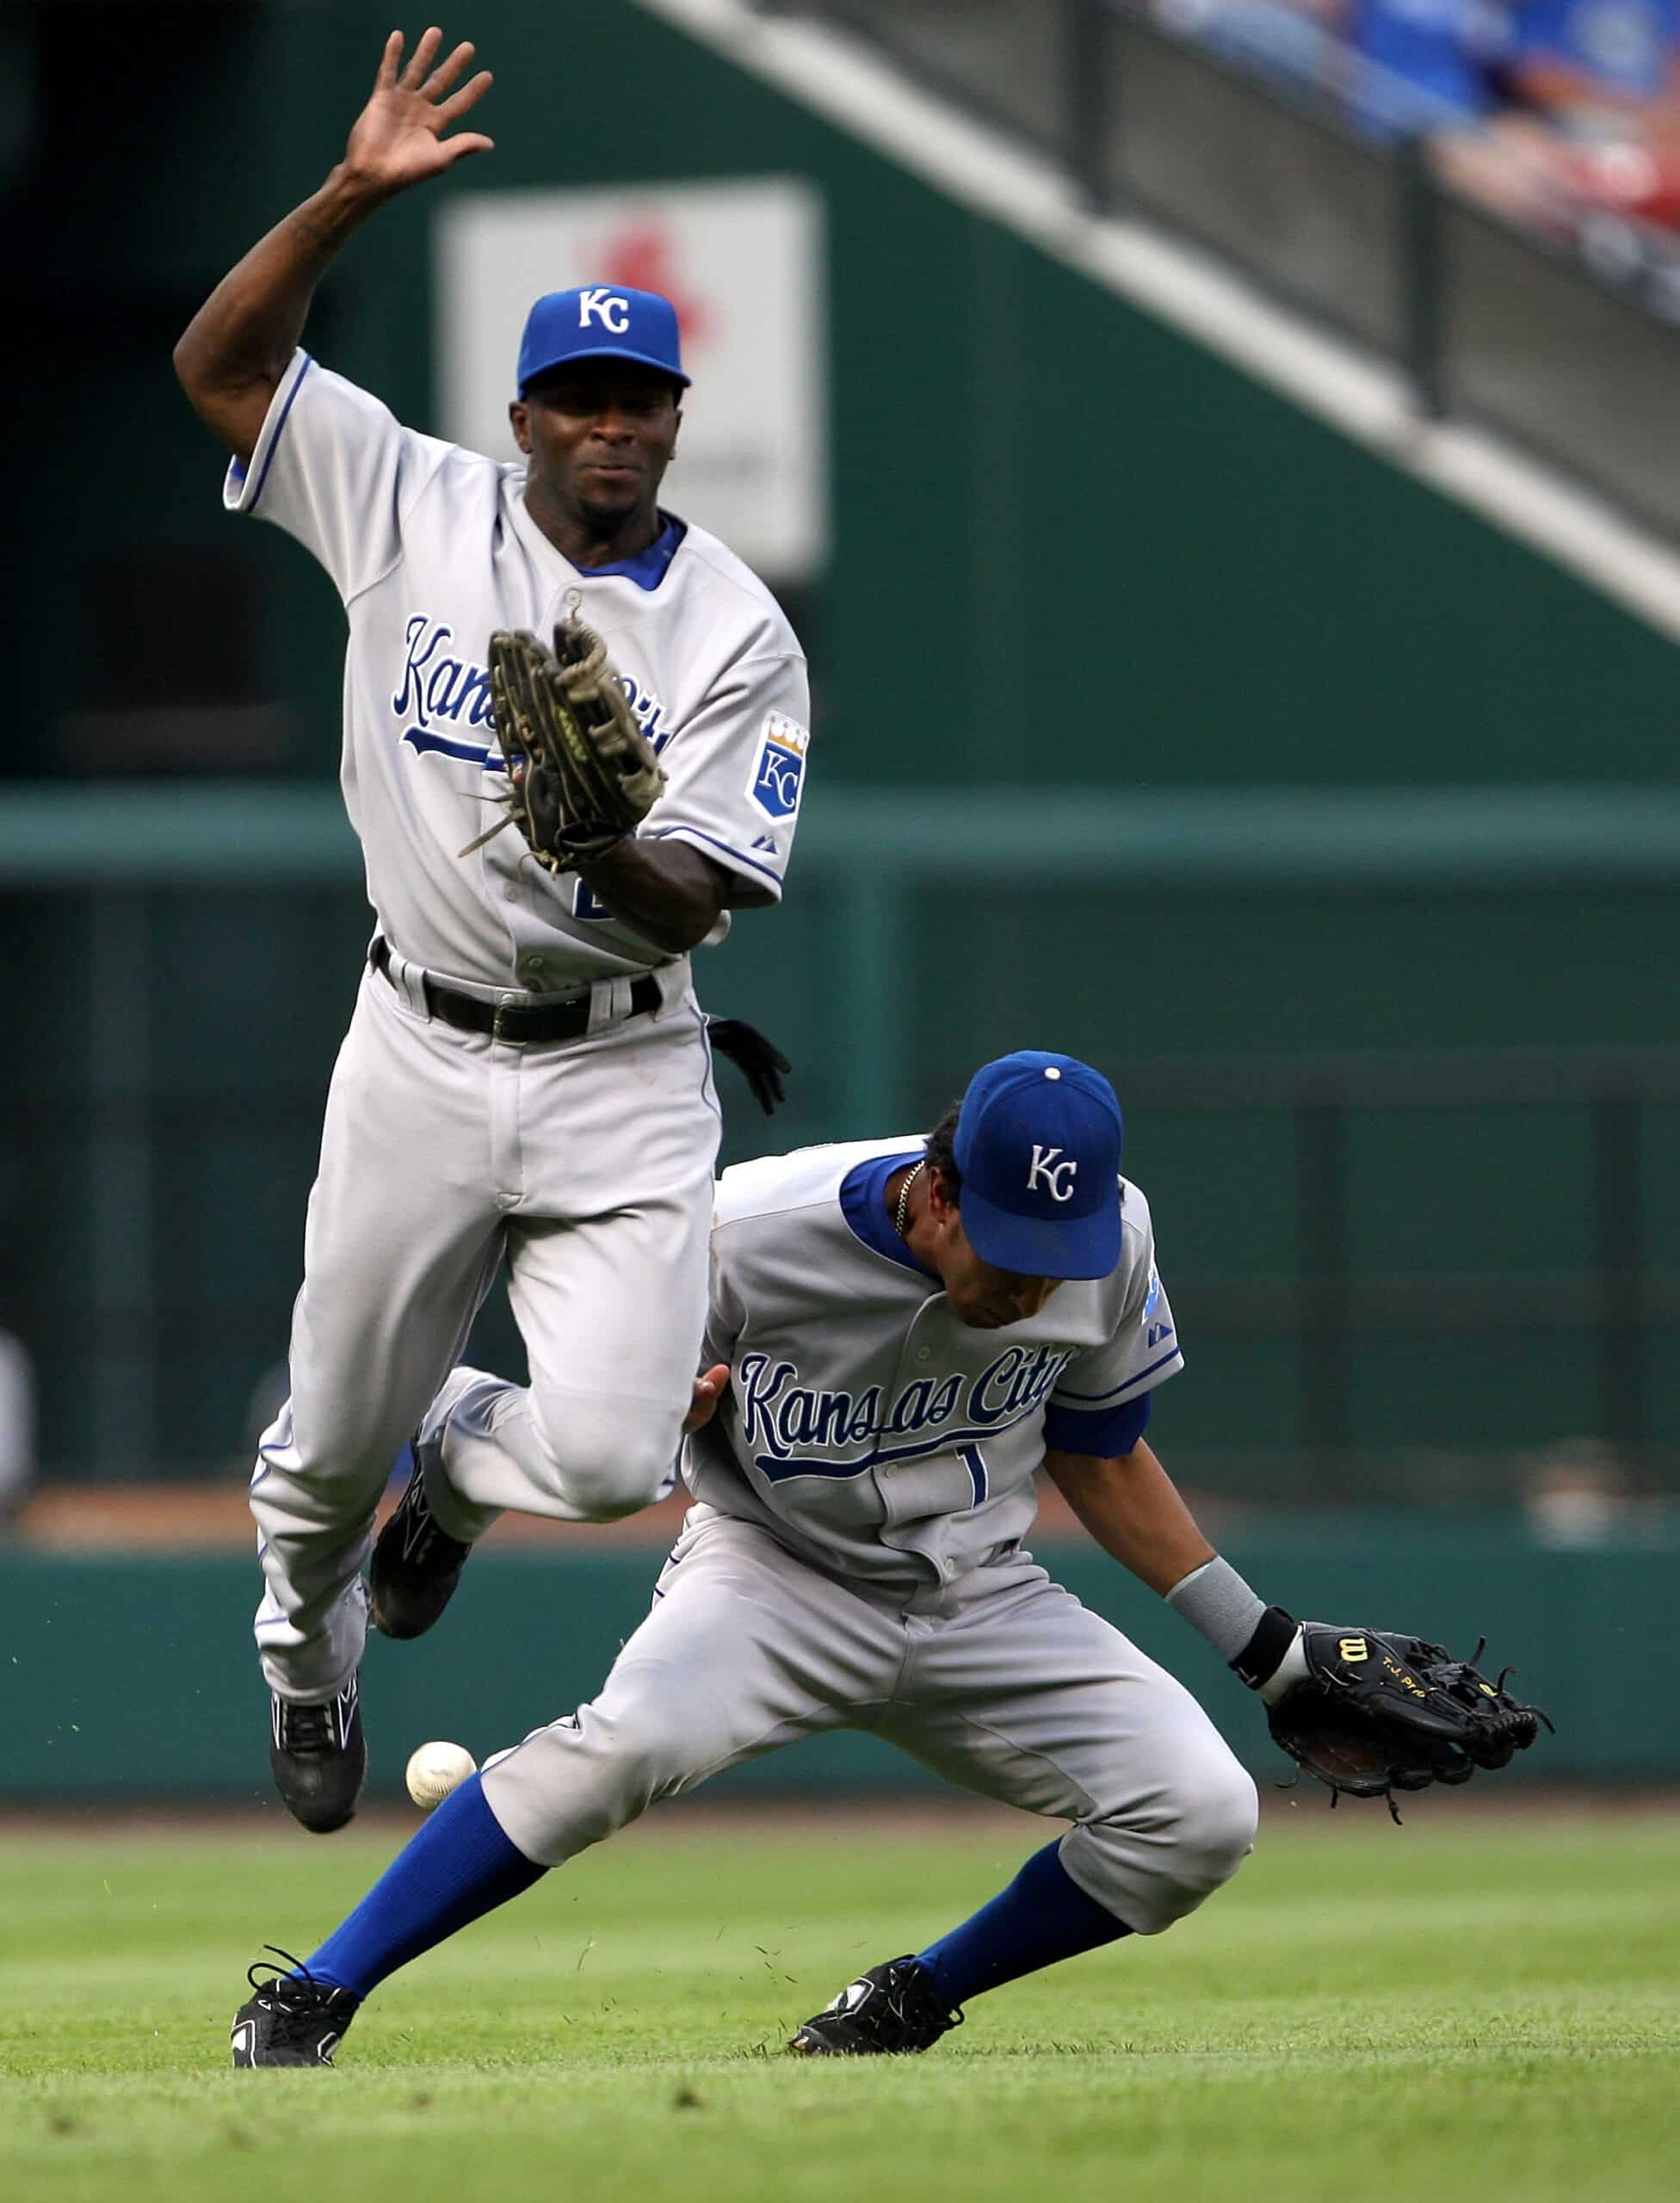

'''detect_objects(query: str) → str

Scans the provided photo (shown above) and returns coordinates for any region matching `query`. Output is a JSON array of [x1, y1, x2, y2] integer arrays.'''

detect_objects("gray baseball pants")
[[483, 1506, 1258, 1935], [250, 960, 720, 1700]]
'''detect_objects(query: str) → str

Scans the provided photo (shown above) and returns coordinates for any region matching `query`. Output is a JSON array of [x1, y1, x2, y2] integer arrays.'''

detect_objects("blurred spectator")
[[0, 1324, 36, 1527], [1344, 0, 1517, 135], [1508, 0, 1680, 225], [1163, 0, 1680, 236], [1159, 0, 1350, 86], [1350, 0, 1680, 229], [1514, 0, 1680, 124], [1158, 0, 1516, 129]]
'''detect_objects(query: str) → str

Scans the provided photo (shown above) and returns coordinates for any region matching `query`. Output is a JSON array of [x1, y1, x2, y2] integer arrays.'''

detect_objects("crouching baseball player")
[[231, 1051, 1547, 2065]]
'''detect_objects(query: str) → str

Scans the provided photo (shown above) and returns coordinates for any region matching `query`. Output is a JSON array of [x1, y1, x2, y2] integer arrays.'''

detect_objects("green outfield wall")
[[0, 1522, 1669, 1799], [4, 788, 1680, 1478]]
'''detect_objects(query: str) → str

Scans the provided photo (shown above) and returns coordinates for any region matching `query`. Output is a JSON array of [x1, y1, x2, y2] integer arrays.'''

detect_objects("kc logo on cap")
[[1026, 1145, 1078, 1201], [953, 1052, 1124, 1281], [516, 284, 691, 395], [578, 287, 631, 332]]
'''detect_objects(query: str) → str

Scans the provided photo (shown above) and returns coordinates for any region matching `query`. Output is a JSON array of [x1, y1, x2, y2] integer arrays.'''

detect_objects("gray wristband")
[[1164, 1556, 1267, 1664]]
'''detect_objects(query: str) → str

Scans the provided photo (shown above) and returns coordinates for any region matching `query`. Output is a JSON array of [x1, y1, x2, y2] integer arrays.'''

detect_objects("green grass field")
[[3, 1802, 1676, 2203]]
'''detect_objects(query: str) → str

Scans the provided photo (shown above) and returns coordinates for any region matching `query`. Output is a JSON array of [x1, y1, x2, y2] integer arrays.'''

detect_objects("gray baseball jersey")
[[227, 347, 809, 990], [682, 1138, 1184, 1586]]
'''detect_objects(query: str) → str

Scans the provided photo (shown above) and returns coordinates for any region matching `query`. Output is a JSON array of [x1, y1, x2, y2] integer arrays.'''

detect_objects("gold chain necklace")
[[894, 1160, 926, 1241]]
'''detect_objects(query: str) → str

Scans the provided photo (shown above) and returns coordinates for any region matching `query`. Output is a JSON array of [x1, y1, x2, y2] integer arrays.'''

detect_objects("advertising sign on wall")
[[435, 176, 828, 583]]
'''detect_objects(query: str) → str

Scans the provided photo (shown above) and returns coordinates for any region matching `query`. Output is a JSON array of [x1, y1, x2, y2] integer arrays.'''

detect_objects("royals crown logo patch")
[[750, 713, 809, 821]]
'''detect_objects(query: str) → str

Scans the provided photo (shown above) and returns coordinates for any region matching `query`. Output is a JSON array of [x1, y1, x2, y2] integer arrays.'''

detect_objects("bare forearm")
[[173, 170, 388, 454], [1049, 1443, 1303, 1694], [576, 839, 729, 954], [1044, 1441, 1215, 1596]]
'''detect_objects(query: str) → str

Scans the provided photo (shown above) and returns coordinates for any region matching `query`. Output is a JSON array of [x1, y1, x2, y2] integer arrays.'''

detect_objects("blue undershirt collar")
[[839, 1150, 941, 1280], [575, 512, 686, 590]]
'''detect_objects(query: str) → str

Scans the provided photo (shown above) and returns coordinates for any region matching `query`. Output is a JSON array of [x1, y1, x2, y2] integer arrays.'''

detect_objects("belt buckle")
[[491, 1000, 522, 1046]]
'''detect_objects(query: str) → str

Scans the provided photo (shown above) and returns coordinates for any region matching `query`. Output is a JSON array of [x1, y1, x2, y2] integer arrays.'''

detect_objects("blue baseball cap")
[[952, 1052, 1124, 1280], [516, 285, 690, 396]]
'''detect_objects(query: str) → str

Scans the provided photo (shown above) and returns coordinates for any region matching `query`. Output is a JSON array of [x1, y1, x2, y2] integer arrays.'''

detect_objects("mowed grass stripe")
[[2, 1810, 1676, 2203]]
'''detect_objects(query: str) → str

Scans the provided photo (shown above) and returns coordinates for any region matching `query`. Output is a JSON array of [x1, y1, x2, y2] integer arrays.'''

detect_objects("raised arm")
[[173, 26, 492, 462]]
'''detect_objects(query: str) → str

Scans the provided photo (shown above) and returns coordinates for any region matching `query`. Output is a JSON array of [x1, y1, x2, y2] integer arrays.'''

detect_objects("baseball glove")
[[1267, 1625, 1552, 1821], [463, 619, 666, 874]]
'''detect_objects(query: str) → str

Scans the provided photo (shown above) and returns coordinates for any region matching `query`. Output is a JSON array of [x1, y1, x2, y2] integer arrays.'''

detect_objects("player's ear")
[[509, 399, 532, 455]]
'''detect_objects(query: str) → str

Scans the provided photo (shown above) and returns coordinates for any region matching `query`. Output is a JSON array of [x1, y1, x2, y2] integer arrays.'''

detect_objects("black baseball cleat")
[[369, 1453, 472, 1640], [789, 1956, 962, 2056], [269, 1674, 365, 1833], [232, 1951, 360, 2068]]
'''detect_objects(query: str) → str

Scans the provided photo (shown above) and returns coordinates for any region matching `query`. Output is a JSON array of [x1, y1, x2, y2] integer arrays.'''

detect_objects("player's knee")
[[1177, 1757, 1259, 1891], [559, 1435, 677, 1521], [1074, 1742, 1257, 1928], [529, 1391, 681, 1521]]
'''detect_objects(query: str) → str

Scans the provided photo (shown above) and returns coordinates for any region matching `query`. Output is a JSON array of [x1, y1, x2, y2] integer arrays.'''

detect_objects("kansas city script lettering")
[[737, 1343, 1072, 1473], [393, 615, 672, 762]]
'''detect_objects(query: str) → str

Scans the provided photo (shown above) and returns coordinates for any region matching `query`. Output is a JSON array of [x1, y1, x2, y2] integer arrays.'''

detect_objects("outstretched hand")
[[706, 1017, 792, 1115], [683, 1364, 731, 1435], [342, 26, 494, 197]]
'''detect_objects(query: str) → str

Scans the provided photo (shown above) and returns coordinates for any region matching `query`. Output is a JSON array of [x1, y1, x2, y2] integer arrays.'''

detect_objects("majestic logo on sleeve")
[[734, 1342, 1072, 1484], [1143, 1265, 1173, 1350], [393, 616, 670, 772], [1026, 1145, 1078, 1201], [750, 713, 808, 821]]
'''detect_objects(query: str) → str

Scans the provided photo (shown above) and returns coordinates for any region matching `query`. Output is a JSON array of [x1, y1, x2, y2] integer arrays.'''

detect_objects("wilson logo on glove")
[[1268, 1625, 1553, 1822]]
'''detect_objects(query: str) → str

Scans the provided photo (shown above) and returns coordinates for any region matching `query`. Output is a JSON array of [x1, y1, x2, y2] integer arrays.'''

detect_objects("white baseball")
[[405, 1740, 477, 1811]]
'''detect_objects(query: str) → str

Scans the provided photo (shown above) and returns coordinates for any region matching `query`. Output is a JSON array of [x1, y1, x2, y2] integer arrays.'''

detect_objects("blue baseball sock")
[[299, 1773, 546, 2001], [913, 1837, 1130, 2008]]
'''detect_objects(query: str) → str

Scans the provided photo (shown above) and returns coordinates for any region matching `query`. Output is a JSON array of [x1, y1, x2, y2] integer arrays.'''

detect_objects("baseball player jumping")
[[230, 1052, 1295, 2064], [175, 27, 810, 1836]]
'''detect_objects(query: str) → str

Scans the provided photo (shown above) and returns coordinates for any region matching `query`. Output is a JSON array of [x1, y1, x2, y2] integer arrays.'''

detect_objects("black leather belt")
[[370, 937, 660, 1046]]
